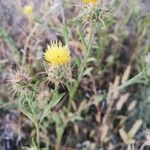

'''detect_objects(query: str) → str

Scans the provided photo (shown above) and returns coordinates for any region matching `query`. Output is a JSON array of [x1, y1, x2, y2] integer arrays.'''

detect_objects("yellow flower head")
[[83, 0, 97, 4], [44, 41, 71, 65], [23, 5, 33, 15]]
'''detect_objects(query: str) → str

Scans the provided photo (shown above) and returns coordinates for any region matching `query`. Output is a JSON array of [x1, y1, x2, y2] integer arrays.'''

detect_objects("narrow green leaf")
[[40, 93, 65, 123], [83, 67, 93, 76]]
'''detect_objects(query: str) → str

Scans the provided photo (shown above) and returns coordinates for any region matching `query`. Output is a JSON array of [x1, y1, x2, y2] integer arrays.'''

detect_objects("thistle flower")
[[44, 41, 72, 84], [44, 42, 71, 65], [83, 0, 97, 4], [23, 5, 33, 15], [7, 68, 31, 95]]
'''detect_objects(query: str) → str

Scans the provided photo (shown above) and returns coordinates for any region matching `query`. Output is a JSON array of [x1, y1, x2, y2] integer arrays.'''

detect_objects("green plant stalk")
[[39, 85, 63, 123], [20, 109, 40, 149], [25, 95, 35, 115], [35, 122, 40, 149], [20, 93, 40, 148], [68, 23, 94, 110], [118, 67, 148, 90], [26, 96, 40, 148], [55, 126, 65, 150]]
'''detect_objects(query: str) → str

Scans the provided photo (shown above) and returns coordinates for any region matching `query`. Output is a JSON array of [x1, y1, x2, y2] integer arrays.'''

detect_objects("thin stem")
[[20, 109, 40, 148], [68, 23, 94, 110], [55, 127, 64, 150], [118, 66, 148, 90], [25, 95, 35, 115], [35, 122, 40, 149]]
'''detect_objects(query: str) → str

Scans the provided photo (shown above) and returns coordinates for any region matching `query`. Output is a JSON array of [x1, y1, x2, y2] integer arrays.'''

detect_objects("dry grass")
[[0, 0, 150, 150]]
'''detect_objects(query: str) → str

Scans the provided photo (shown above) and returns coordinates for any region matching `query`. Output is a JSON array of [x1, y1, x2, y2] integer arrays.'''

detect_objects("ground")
[[0, 0, 150, 150]]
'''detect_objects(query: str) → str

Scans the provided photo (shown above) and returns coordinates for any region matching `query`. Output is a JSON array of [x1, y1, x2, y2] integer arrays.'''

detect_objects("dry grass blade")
[[121, 65, 131, 84], [128, 119, 143, 138], [116, 93, 129, 111]]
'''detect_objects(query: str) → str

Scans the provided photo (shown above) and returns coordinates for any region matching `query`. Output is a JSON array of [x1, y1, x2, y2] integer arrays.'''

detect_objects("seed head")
[[7, 68, 31, 95]]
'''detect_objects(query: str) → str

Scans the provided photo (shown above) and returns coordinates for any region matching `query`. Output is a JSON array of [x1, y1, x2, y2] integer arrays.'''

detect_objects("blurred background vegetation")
[[0, 0, 150, 150]]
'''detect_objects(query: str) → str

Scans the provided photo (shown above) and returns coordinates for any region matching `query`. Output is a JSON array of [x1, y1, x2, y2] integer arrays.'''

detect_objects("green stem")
[[55, 127, 64, 150], [26, 95, 35, 115], [35, 122, 40, 149], [68, 23, 94, 110], [20, 109, 40, 149], [118, 67, 148, 90]]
